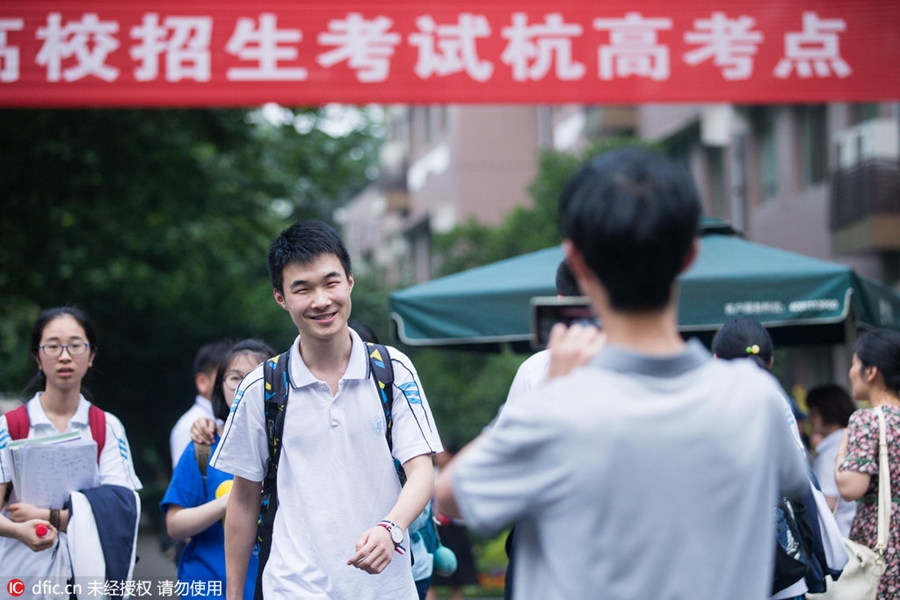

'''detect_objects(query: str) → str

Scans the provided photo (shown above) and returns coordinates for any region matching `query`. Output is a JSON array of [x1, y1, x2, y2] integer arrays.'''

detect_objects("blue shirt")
[[161, 437, 258, 599]]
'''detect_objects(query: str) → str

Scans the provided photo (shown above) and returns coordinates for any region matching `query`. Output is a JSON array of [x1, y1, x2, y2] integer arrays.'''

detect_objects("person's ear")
[[864, 365, 880, 385], [273, 288, 287, 310], [563, 241, 593, 285], [347, 271, 354, 291], [196, 371, 214, 398]]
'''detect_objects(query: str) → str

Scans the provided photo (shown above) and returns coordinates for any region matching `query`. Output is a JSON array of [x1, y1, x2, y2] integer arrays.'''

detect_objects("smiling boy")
[[211, 220, 441, 599]]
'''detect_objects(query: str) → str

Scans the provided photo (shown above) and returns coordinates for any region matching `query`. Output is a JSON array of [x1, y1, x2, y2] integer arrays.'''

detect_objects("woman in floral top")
[[837, 329, 900, 600]]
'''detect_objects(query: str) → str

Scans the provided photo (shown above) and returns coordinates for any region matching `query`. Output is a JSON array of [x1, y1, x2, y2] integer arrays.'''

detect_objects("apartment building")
[[336, 104, 634, 287]]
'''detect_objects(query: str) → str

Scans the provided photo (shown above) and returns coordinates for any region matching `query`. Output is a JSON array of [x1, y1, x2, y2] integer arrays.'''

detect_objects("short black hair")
[[711, 317, 773, 370], [854, 329, 900, 395], [193, 340, 233, 377], [805, 384, 856, 428], [558, 147, 701, 312], [268, 219, 352, 294], [210, 339, 275, 422], [555, 261, 580, 297]]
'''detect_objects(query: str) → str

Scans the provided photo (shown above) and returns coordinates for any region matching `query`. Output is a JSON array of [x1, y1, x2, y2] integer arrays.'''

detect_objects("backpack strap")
[[255, 350, 291, 600], [194, 442, 211, 497], [365, 342, 406, 486], [88, 404, 106, 464], [5, 405, 29, 441]]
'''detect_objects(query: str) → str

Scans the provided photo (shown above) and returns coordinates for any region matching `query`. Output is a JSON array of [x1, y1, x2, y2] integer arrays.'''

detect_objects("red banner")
[[0, 1, 898, 107]]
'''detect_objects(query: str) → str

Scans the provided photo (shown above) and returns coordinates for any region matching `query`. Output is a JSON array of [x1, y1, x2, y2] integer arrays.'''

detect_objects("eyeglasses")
[[223, 372, 245, 391], [39, 342, 91, 357]]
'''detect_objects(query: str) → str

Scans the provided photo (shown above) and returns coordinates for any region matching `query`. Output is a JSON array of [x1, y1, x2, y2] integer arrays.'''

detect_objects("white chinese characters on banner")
[[0, 18, 24, 82], [36, 13, 120, 82], [774, 11, 851, 79], [594, 12, 673, 81], [409, 14, 493, 81], [317, 13, 401, 83], [500, 12, 585, 81], [226, 13, 307, 81], [130, 14, 212, 82], [1, 9, 859, 88], [683, 12, 763, 80]]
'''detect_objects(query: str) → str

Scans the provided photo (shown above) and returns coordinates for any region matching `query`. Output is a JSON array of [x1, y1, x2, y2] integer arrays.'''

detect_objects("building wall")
[[455, 106, 540, 226]]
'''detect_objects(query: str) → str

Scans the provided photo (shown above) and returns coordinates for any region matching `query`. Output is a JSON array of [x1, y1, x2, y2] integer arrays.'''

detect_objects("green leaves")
[[0, 107, 381, 480]]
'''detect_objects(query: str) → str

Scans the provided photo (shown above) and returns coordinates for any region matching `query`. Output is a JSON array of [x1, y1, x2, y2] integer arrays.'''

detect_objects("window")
[[705, 146, 728, 218], [797, 105, 827, 186], [756, 108, 778, 199], [850, 103, 879, 125]]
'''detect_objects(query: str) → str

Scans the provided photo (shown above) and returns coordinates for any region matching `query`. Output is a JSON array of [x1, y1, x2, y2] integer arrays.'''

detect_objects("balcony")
[[830, 118, 900, 253]]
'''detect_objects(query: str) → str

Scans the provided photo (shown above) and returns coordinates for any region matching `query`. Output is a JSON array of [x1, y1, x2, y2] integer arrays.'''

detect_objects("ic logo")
[[6, 579, 25, 597]]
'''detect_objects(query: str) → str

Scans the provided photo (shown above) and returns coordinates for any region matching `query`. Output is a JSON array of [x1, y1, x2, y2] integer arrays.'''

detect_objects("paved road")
[[131, 527, 179, 599]]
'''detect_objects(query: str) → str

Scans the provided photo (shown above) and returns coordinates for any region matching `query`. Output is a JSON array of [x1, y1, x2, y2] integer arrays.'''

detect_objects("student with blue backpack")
[[162, 339, 273, 599], [211, 220, 442, 599]]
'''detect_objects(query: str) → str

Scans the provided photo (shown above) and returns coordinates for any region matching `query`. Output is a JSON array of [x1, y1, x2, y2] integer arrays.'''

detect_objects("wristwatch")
[[378, 520, 405, 546]]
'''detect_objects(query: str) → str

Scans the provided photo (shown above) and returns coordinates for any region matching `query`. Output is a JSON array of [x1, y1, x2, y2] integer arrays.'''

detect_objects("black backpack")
[[772, 496, 814, 595], [254, 342, 402, 599]]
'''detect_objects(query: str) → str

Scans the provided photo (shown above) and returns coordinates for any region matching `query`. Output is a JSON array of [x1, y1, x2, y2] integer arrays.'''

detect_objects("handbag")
[[807, 406, 890, 600]]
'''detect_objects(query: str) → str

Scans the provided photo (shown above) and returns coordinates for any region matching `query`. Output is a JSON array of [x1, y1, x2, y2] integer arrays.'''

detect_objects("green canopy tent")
[[389, 224, 900, 351]]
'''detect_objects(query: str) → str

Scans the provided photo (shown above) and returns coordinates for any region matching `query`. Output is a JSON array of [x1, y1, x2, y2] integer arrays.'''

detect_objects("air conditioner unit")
[[834, 118, 899, 169]]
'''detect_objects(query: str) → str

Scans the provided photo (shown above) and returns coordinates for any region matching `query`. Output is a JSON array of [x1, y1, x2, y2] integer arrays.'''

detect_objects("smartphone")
[[530, 296, 599, 350]]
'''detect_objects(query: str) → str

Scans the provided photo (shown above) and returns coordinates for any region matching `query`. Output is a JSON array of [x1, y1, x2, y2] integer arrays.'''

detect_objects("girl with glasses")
[[0, 306, 142, 598], [161, 339, 273, 600]]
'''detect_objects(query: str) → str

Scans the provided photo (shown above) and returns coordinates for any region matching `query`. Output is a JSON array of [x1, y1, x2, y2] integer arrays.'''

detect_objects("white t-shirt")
[[212, 330, 442, 599], [0, 394, 142, 599], [813, 428, 857, 537], [506, 350, 551, 404], [454, 340, 809, 600], [169, 395, 216, 469]]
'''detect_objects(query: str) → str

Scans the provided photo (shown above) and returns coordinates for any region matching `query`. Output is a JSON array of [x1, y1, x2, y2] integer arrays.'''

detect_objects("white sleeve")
[[99, 412, 143, 491], [169, 413, 192, 470], [210, 368, 268, 482], [505, 350, 550, 405], [813, 446, 840, 498], [0, 415, 12, 484], [386, 348, 443, 465]]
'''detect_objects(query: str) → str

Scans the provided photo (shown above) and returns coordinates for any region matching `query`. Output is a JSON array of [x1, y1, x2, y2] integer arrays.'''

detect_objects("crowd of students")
[[2, 147, 900, 600]]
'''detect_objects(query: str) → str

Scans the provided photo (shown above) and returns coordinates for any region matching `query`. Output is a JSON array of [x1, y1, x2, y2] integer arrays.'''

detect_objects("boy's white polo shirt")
[[212, 329, 441, 599]]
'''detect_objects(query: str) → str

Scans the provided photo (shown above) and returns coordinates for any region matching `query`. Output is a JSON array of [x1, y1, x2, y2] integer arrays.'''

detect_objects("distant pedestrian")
[[806, 384, 858, 536], [170, 341, 232, 468], [162, 339, 273, 599]]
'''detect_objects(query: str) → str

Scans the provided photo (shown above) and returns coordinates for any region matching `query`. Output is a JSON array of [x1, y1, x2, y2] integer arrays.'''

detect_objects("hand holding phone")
[[530, 296, 600, 350]]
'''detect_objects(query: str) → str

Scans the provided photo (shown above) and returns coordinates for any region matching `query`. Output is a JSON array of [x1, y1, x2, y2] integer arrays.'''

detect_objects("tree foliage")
[[0, 108, 381, 492]]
